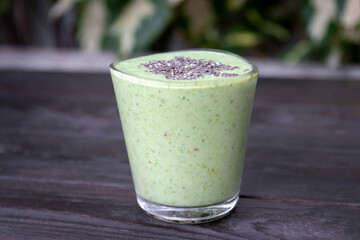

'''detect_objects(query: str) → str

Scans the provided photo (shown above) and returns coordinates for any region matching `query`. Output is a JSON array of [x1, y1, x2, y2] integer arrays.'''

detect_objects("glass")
[[110, 49, 258, 223]]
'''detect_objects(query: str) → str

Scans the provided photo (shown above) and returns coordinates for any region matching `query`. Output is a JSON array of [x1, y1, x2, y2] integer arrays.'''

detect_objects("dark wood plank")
[[1, 151, 359, 239], [1, 100, 359, 146], [1, 70, 360, 239], [1, 71, 360, 203], [1, 132, 359, 205], [0, 71, 114, 102], [255, 78, 360, 107], [0, 197, 359, 240], [1, 105, 359, 203], [1, 70, 360, 106], [243, 146, 360, 203]]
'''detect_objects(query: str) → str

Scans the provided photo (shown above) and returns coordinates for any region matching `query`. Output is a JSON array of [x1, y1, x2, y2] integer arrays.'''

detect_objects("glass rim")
[[109, 48, 258, 88]]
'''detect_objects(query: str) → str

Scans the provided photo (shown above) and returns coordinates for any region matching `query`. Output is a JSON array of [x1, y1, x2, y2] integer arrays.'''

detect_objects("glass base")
[[136, 194, 239, 224]]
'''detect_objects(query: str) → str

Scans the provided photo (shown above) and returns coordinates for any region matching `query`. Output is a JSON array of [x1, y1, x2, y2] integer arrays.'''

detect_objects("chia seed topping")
[[142, 56, 240, 80]]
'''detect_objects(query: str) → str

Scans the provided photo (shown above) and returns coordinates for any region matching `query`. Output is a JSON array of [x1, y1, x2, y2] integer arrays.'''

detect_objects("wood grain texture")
[[1, 198, 359, 240], [0, 70, 360, 239]]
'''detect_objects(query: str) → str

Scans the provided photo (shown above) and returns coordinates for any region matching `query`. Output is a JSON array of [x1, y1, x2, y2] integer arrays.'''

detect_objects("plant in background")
[[49, 0, 294, 58], [180, 0, 291, 56], [1, 0, 358, 65], [285, 0, 360, 66], [50, 0, 176, 57]]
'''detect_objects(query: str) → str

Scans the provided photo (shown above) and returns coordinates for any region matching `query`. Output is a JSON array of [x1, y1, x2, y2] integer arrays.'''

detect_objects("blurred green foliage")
[[1, 0, 359, 65], [72, 0, 297, 58], [285, 0, 360, 66]]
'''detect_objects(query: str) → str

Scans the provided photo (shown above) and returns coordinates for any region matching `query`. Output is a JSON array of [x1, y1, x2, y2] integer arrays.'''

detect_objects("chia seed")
[[142, 56, 240, 80]]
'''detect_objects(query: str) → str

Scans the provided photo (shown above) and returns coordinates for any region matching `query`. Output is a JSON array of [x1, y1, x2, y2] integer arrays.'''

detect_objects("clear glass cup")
[[110, 49, 258, 223]]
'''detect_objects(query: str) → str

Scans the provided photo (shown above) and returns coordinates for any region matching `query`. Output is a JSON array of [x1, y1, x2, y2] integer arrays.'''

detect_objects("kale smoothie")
[[110, 50, 258, 220]]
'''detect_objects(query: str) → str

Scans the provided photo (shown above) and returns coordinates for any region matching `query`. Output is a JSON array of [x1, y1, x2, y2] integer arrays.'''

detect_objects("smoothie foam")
[[111, 50, 257, 207]]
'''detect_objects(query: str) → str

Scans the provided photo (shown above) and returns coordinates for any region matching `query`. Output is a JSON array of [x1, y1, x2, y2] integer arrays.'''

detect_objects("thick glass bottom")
[[136, 194, 239, 224]]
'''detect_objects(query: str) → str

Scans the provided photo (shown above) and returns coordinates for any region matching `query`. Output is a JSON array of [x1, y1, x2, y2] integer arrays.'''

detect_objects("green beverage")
[[110, 49, 258, 223]]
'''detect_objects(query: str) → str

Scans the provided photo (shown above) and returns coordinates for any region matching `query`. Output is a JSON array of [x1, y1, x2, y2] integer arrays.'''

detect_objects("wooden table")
[[0, 70, 359, 239]]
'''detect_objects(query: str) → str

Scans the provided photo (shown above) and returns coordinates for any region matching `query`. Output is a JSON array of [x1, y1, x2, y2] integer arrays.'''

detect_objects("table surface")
[[0, 70, 359, 240]]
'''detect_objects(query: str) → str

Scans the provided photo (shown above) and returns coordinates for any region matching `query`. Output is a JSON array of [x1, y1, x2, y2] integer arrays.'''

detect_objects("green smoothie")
[[110, 50, 257, 207]]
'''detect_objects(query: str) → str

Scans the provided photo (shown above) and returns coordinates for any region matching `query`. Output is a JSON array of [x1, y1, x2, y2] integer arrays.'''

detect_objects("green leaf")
[[0, 0, 9, 15], [49, 0, 80, 19], [261, 21, 289, 40], [134, 0, 172, 53], [78, 0, 107, 51], [225, 32, 262, 47], [226, 0, 246, 12], [102, 34, 119, 50], [182, 0, 215, 40], [283, 40, 312, 63], [109, 0, 171, 57], [105, 0, 130, 23], [245, 8, 289, 40]]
